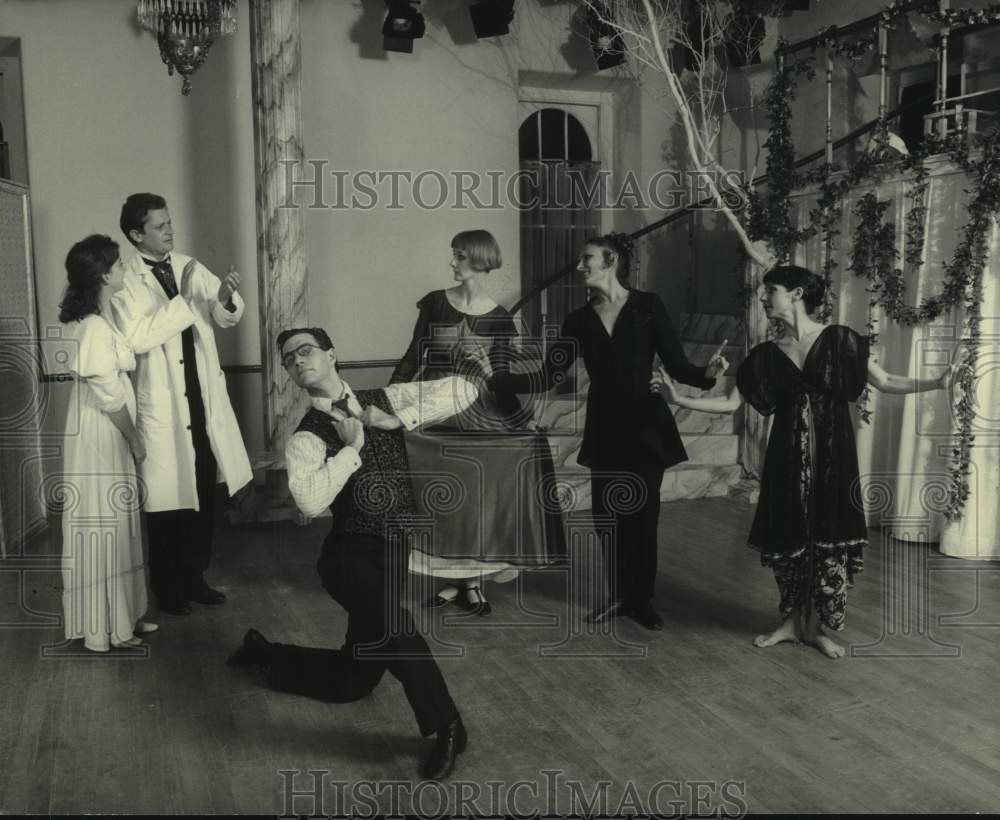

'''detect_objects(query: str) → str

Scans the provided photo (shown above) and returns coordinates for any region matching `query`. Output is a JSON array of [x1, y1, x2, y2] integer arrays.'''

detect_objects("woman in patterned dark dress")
[[653, 265, 955, 658], [389, 230, 566, 614]]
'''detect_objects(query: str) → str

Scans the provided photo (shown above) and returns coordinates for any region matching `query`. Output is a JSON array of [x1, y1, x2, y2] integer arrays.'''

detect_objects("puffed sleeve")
[[832, 324, 870, 400], [389, 292, 436, 385], [71, 318, 128, 413], [736, 344, 778, 417]]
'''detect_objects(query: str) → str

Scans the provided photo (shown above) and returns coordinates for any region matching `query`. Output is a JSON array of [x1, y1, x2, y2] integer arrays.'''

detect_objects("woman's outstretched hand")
[[358, 405, 402, 430], [650, 365, 679, 403], [941, 346, 975, 391], [706, 338, 730, 380]]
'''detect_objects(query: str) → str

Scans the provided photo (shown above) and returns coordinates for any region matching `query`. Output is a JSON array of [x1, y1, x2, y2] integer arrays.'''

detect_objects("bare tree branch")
[[577, 0, 785, 268]]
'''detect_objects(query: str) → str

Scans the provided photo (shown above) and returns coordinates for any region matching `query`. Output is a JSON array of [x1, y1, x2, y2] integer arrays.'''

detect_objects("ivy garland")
[[924, 2, 1000, 27], [847, 194, 895, 424], [838, 126, 1000, 519], [746, 33, 1000, 520], [761, 0, 1000, 89], [800, 145, 894, 323], [745, 49, 815, 262]]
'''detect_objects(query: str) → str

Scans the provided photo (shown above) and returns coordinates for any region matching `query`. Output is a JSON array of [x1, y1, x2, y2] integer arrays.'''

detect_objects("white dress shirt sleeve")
[[285, 430, 362, 518], [383, 376, 480, 430]]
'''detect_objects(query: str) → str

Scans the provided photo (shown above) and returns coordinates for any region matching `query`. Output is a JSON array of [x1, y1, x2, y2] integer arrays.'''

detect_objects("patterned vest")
[[294, 389, 417, 538]]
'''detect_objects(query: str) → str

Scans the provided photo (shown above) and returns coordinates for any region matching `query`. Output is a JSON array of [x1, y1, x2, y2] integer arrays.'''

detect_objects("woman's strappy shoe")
[[424, 585, 460, 609]]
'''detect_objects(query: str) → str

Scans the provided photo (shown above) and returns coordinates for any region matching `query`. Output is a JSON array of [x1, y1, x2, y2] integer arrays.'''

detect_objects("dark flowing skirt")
[[403, 385, 567, 568]]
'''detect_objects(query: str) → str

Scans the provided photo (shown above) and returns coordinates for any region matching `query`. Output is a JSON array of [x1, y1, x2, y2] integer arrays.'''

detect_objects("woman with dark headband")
[[652, 265, 956, 658], [490, 232, 728, 630]]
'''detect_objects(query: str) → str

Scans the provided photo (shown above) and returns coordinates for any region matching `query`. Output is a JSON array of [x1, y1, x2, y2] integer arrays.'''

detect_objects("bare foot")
[[802, 615, 846, 659], [753, 616, 801, 648]]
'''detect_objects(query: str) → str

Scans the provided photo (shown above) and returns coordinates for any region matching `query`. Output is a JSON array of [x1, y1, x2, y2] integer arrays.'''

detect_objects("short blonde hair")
[[452, 229, 502, 272]]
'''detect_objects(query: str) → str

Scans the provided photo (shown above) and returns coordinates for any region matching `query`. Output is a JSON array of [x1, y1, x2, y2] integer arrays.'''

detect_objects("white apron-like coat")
[[112, 251, 252, 512]]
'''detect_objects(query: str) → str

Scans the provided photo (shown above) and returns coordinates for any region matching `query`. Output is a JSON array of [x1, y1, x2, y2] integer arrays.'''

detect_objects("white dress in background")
[[61, 314, 147, 651]]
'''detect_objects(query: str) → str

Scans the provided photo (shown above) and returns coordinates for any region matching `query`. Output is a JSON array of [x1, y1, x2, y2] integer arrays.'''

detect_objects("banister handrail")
[[509, 91, 933, 317], [775, 0, 929, 58]]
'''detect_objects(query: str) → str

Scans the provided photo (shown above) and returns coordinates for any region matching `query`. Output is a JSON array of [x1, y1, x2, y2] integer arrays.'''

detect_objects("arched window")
[[518, 106, 599, 345], [518, 108, 592, 162]]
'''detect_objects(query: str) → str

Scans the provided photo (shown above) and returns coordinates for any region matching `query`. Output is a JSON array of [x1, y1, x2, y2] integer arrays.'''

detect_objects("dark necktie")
[[143, 256, 179, 297], [332, 396, 352, 417]]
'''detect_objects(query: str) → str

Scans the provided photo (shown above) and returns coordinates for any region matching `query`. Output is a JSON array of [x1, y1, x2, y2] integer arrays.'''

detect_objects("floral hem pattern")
[[753, 540, 867, 631]]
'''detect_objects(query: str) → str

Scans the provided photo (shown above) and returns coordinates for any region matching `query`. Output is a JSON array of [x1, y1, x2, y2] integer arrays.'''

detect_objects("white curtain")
[[789, 161, 1000, 559]]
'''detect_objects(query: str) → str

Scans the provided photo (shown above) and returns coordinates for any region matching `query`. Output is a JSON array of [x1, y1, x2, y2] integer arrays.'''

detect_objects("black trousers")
[[147, 329, 218, 607], [591, 462, 666, 607], [266, 533, 458, 737]]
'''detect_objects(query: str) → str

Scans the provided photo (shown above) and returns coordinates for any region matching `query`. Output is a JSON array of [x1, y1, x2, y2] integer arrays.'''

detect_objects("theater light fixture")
[[383, 0, 426, 53], [587, 3, 625, 71], [136, 0, 237, 95], [470, 0, 515, 38]]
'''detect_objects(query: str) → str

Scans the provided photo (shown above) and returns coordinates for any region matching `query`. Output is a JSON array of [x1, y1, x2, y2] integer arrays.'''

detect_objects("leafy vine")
[[744, 22, 1000, 519]]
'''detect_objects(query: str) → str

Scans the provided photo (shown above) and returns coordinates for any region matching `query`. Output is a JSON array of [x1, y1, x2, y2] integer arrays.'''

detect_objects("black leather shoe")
[[586, 600, 628, 624], [629, 601, 664, 631], [421, 716, 467, 780], [188, 584, 227, 606], [226, 628, 273, 667]]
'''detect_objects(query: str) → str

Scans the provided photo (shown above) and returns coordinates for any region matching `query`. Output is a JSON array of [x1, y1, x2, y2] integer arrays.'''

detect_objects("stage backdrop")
[[786, 158, 1000, 560]]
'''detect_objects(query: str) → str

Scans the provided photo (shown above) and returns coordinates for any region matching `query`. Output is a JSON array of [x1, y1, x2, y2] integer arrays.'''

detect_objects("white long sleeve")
[[202, 263, 245, 327], [285, 431, 362, 518], [384, 376, 479, 430], [111, 276, 195, 354]]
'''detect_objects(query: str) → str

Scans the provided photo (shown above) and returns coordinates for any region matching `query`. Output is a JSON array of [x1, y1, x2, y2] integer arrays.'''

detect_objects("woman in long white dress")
[[59, 234, 156, 652]]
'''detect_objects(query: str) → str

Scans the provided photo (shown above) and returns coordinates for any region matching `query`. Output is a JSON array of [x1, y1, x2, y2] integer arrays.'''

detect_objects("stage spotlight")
[[470, 0, 515, 38], [383, 0, 425, 53], [587, 3, 625, 71]]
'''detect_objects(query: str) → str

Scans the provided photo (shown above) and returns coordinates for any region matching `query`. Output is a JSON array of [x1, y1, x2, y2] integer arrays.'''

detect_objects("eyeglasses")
[[281, 343, 320, 369]]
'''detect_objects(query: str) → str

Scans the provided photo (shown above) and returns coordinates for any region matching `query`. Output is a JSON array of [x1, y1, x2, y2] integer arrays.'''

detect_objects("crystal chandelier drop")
[[136, 0, 238, 95]]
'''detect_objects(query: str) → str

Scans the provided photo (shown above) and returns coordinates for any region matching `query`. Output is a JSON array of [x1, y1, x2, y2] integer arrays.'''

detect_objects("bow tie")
[[142, 256, 178, 296], [332, 396, 352, 416]]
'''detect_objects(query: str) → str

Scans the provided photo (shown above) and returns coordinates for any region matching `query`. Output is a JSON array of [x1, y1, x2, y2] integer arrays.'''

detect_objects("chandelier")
[[137, 0, 238, 95]]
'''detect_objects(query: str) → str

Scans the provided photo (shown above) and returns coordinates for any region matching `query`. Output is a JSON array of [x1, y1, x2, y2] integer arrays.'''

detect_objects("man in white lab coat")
[[113, 193, 252, 616]]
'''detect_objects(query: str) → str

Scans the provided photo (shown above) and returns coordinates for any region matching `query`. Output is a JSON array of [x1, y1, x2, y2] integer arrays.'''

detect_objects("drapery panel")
[[785, 161, 1000, 559]]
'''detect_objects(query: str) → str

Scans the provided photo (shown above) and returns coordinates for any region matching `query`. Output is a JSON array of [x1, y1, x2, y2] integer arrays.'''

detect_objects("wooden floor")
[[2, 496, 1000, 814]]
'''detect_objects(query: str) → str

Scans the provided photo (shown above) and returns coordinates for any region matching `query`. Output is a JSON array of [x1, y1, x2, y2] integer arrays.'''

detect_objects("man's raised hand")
[[180, 258, 197, 300], [218, 266, 241, 306]]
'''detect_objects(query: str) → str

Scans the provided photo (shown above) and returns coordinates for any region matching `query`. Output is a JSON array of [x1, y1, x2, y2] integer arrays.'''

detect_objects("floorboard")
[[2, 496, 998, 814]]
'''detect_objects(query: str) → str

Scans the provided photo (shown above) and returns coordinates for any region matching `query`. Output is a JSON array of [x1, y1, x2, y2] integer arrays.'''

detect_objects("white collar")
[[310, 383, 358, 419], [134, 251, 172, 276]]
